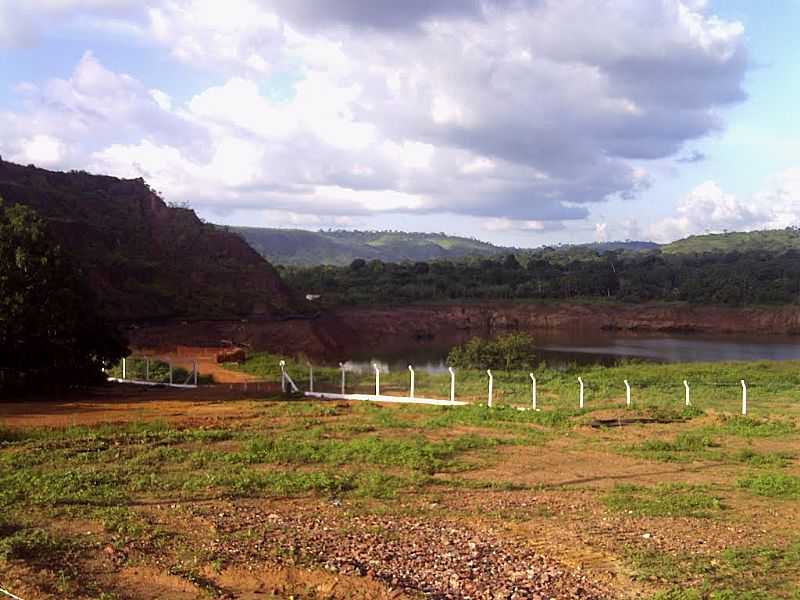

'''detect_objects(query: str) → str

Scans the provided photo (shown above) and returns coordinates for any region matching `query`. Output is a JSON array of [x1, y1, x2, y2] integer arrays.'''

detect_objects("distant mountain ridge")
[[233, 227, 509, 266], [235, 224, 798, 267], [663, 228, 800, 254]]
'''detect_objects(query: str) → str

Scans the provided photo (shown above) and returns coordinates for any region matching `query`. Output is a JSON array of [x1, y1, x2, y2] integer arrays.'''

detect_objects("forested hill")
[[237, 223, 800, 268], [0, 160, 299, 320], [233, 227, 508, 266], [663, 229, 800, 254]]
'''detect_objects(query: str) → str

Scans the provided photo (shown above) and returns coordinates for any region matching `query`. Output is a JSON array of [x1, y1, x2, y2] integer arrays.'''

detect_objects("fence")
[[107, 357, 198, 388], [277, 360, 756, 415]]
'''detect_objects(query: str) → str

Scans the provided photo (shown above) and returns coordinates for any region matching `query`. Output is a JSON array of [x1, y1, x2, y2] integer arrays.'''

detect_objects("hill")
[[233, 227, 508, 266], [0, 160, 298, 321], [663, 228, 800, 254]]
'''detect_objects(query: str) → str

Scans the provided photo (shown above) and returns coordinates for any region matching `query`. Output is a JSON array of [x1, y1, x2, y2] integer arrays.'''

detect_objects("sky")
[[0, 1, 799, 247]]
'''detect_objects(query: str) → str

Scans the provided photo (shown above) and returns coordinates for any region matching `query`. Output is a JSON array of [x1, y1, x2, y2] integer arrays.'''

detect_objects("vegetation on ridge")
[[0, 199, 128, 394], [283, 244, 800, 307]]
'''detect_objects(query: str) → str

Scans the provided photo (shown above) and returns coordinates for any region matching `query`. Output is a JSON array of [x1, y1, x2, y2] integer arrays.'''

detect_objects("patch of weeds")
[[423, 404, 577, 430], [187, 449, 221, 469], [713, 415, 796, 438], [0, 468, 129, 510], [370, 409, 415, 429], [186, 466, 425, 499], [274, 402, 340, 418], [637, 541, 800, 599], [0, 426, 28, 444], [638, 405, 706, 422], [190, 468, 357, 497], [0, 528, 73, 563], [648, 589, 778, 600], [625, 433, 720, 463], [127, 446, 189, 467], [626, 547, 713, 583], [733, 448, 793, 468], [95, 507, 148, 544], [604, 483, 722, 518], [352, 472, 414, 499], [228, 433, 502, 474], [437, 478, 532, 492], [738, 472, 800, 499]]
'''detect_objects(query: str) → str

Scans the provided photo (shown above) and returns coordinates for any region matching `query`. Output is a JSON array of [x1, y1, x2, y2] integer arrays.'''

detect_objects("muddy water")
[[346, 329, 800, 373]]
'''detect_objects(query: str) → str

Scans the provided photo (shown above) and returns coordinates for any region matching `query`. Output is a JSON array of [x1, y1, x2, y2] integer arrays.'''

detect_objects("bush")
[[447, 333, 538, 370]]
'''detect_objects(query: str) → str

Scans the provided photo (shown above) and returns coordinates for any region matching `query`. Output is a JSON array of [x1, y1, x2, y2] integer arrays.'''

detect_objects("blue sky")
[[1, 1, 798, 247]]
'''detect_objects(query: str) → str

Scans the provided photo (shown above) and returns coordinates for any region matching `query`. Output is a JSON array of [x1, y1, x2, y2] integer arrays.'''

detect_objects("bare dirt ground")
[[0, 385, 270, 428], [1, 387, 798, 599]]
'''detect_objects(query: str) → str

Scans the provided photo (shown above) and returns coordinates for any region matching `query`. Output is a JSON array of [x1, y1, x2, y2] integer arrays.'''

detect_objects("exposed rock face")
[[0, 160, 298, 320], [333, 302, 800, 352]]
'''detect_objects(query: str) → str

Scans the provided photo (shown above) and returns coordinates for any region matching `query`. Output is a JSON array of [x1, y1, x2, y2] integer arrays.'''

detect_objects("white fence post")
[[741, 380, 748, 415], [578, 377, 585, 409], [122, 357, 127, 380], [487, 369, 494, 407], [339, 362, 346, 394], [193, 360, 198, 386], [308, 363, 314, 393], [169, 362, 173, 385], [684, 379, 691, 407], [624, 379, 631, 408], [408, 365, 415, 399], [448, 367, 456, 404], [373, 362, 381, 396], [280, 360, 287, 393], [530, 373, 537, 410]]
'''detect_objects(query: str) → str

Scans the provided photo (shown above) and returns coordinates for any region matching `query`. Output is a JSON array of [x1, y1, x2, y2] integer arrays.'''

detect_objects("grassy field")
[[231, 354, 800, 418], [1, 361, 800, 598]]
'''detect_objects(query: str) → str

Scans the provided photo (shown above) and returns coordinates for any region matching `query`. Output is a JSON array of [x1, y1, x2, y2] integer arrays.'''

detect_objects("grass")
[[0, 528, 74, 563], [733, 448, 794, 468], [604, 483, 723, 518], [630, 540, 800, 599], [710, 415, 796, 438], [738, 472, 800, 499], [231, 353, 800, 419], [624, 433, 721, 463], [2, 364, 800, 598], [228, 432, 502, 473]]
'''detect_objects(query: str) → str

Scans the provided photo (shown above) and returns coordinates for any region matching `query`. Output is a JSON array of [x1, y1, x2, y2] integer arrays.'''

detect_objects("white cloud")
[[0, 1, 749, 230], [146, 0, 282, 73], [648, 174, 800, 242], [11, 134, 65, 166], [483, 218, 552, 233]]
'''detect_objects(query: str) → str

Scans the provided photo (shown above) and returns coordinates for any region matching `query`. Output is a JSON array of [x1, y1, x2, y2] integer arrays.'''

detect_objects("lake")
[[345, 330, 800, 373]]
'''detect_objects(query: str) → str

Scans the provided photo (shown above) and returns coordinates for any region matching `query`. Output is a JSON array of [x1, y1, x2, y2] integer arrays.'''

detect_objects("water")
[[346, 330, 800, 373]]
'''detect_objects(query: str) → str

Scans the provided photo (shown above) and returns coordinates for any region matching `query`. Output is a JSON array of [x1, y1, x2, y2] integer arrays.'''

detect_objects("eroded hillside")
[[0, 160, 298, 320]]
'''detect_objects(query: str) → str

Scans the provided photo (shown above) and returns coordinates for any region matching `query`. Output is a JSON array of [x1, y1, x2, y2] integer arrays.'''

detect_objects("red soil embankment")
[[125, 302, 800, 361], [332, 302, 800, 352], [125, 313, 355, 361]]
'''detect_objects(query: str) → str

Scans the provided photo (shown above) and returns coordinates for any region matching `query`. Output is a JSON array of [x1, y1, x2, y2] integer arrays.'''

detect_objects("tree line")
[[280, 247, 800, 307]]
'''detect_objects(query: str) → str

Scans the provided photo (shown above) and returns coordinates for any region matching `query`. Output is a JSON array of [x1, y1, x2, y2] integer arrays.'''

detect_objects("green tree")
[[0, 199, 128, 393], [447, 333, 537, 370]]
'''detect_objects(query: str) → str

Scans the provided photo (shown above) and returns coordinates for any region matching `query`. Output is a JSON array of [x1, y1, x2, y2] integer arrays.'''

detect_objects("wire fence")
[[273, 360, 783, 416]]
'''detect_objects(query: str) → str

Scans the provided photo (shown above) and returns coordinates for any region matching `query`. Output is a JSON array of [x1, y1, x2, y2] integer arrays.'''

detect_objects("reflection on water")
[[345, 330, 800, 374]]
